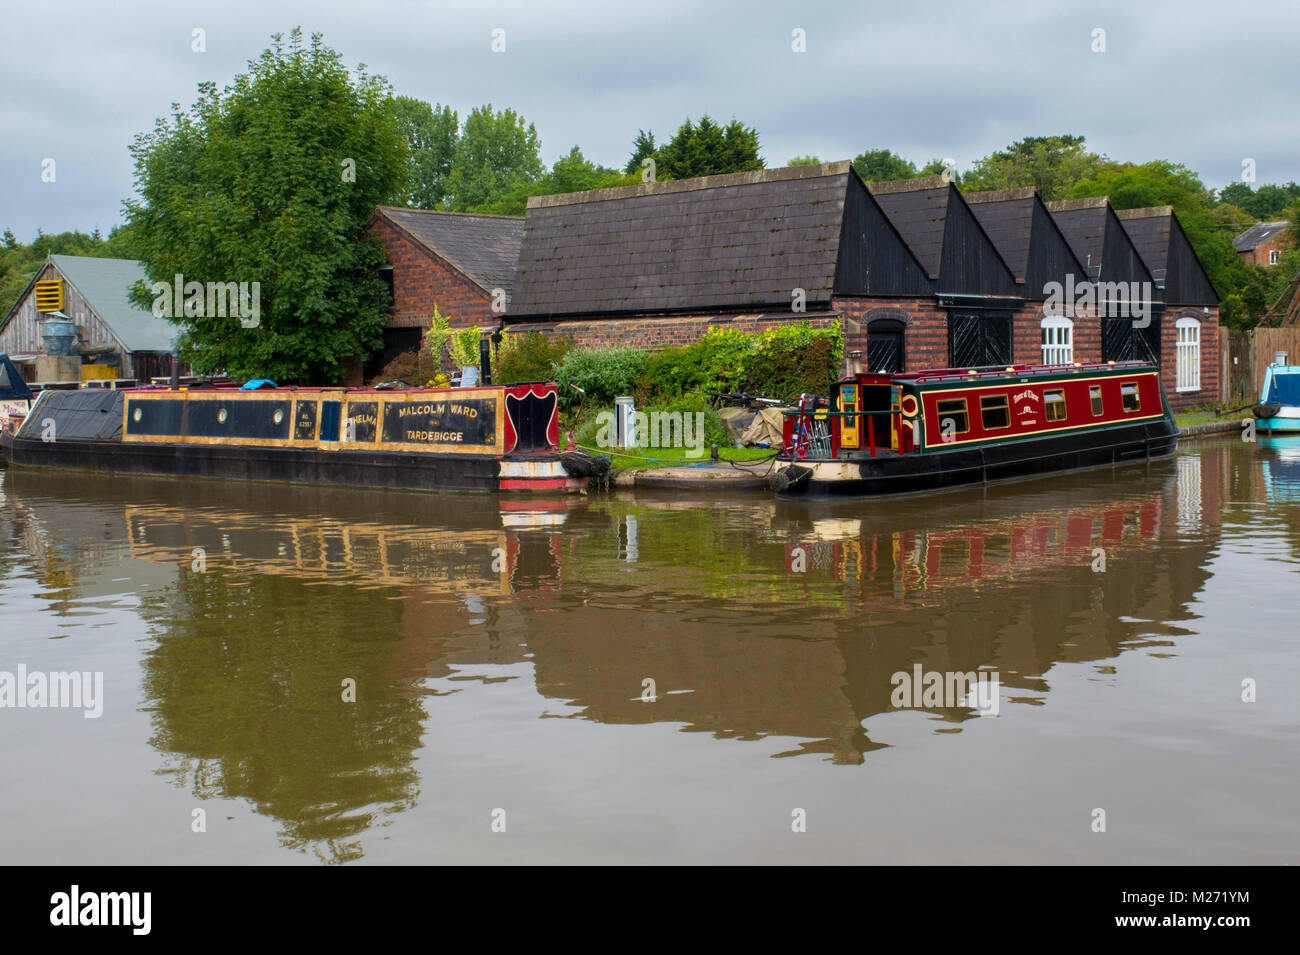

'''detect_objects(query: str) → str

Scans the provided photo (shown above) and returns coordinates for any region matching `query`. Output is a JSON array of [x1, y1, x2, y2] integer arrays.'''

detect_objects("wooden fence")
[[1220, 326, 1300, 406]]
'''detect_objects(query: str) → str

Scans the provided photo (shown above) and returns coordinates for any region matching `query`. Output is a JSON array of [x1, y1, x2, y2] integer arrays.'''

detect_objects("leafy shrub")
[[741, 321, 843, 400], [497, 331, 572, 384], [552, 346, 650, 409]]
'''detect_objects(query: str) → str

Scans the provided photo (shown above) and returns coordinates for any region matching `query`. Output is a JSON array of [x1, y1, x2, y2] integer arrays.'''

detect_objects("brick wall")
[[1161, 306, 1220, 412], [505, 310, 841, 351], [1238, 236, 1290, 267], [833, 297, 948, 371], [369, 215, 496, 333]]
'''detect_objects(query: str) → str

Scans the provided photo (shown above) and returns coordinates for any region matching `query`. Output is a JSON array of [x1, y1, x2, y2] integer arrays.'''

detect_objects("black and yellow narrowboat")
[[771, 361, 1178, 497], [0, 381, 591, 494]]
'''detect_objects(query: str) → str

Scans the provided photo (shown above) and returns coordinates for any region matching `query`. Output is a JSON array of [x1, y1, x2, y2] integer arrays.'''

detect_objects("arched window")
[[1176, 317, 1201, 392], [1041, 315, 1073, 365], [866, 318, 906, 373]]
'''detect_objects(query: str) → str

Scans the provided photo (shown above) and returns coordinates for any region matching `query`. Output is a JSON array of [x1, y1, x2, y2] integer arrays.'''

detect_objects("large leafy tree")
[[962, 134, 1107, 200], [468, 147, 634, 216], [650, 116, 764, 180], [851, 148, 919, 182], [123, 28, 407, 384], [624, 129, 657, 175], [390, 96, 458, 210], [445, 105, 544, 211], [1218, 181, 1300, 220]]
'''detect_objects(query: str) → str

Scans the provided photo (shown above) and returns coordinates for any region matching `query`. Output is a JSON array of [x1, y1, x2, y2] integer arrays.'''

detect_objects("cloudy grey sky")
[[2, 0, 1296, 241]]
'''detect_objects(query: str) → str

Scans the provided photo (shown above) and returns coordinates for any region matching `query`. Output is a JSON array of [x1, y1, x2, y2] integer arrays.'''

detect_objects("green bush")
[[553, 346, 650, 409], [551, 321, 842, 415], [741, 321, 843, 400], [496, 331, 572, 384]]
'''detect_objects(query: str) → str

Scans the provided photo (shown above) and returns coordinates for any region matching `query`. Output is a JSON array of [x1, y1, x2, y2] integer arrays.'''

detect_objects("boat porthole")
[[132, 407, 142, 423], [901, 395, 918, 417], [217, 408, 228, 424], [273, 409, 284, 425]]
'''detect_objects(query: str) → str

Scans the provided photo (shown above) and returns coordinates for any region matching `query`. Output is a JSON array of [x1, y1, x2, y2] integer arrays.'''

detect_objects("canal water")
[[0, 436, 1296, 865]]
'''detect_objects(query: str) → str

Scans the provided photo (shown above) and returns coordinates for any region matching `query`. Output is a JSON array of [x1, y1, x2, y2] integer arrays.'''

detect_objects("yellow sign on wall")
[[34, 280, 63, 312]]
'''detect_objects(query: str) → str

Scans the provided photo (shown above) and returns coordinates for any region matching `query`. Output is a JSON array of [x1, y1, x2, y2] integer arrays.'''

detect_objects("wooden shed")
[[0, 254, 180, 383]]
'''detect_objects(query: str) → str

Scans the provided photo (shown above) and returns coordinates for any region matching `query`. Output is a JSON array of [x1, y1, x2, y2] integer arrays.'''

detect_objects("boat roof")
[[842, 361, 1157, 389]]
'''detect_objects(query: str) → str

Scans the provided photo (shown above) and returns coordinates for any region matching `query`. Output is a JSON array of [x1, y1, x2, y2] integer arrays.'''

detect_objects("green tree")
[[963, 134, 1106, 200], [787, 155, 823, 166], [468, 146, 634, 216], [850, 148, 919, 183], [445, 105, 544, 211], [1218, 181, 1300, 220], [390, 96, 458, 210], [624, 129, 656, 176], [122, 28, 406, 383], [652, 116, 764, 180]]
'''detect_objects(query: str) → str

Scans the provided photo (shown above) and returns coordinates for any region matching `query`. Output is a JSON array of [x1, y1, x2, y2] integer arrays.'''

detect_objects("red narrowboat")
[[771, 361, 1178, 497]]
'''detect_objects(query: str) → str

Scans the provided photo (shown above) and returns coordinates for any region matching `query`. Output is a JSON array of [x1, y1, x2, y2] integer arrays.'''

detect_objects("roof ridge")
[[865, 175, 948, 195], [964, 186, 1037, 203], [1044, 196, 1109, 212], [1115, 205, 1173, 219], [525, 161, 852, 209], [375, 205, 524, 221]]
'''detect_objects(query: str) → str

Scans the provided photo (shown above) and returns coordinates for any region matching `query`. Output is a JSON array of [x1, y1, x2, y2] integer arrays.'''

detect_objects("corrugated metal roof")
[[374, 207, 523, 298], [510, 163, 850, 318], [1232, 220, 1290, 252], [47, 254, 178, 352]]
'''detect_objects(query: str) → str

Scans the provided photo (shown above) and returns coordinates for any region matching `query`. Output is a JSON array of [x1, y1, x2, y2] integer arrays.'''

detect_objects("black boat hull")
[[0, 430, 581, 494]]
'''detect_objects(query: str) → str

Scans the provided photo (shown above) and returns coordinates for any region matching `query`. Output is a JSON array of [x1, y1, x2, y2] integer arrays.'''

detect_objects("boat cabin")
[[782, 361, 1169, 459]]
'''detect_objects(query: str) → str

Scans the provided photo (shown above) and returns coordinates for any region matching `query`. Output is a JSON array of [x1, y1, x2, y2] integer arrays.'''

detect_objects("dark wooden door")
[[949, 311, 1012, 367], [866, 319, 906, 373]]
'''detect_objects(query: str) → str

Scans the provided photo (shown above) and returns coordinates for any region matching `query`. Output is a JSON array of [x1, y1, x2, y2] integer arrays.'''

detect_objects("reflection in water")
[[0, 439, 1292, 862]]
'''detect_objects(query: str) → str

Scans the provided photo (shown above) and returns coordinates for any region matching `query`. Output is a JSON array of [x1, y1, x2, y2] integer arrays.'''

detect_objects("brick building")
[[1116, 206, 1221, 409], [366, 206, 522, 375], [1233, 220, 1291, 266], [372, 162, 1221, 409]]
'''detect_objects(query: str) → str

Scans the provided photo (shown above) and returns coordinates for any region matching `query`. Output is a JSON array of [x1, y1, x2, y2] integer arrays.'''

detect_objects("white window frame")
[[1041, 315, 1073, 365], [1175, 316, 1201, 392], [1269, 249, 1280, 265]]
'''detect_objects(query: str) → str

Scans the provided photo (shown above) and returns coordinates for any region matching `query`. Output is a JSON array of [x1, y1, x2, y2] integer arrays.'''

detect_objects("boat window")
[[1121, 382, 1140, 412], [1089, 385, 1104, 416], [1044, 389, 1067, 422], [935, 398, 969, 439], [980, 394, 1010, 430]]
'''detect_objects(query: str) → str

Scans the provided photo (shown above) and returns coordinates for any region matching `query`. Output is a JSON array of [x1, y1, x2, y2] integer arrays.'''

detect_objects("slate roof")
[[966, 188, 1088, 294], [509, 163, 851, 318], [866, 177, 1019, 295], [963, 188, 1037, 279], [46, 255, 177, 352], [866, 177, 949, 278], [374, 207, 524, 298], [1232, 220, 1290, 252], [1117, 206, 1219, 304], [1114, 207, 1175, 282], [1043, 197, 1110, 278]]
